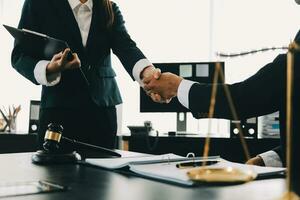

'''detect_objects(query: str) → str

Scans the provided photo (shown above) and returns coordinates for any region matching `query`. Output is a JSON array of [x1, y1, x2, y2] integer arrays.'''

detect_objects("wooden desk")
[[0, 153, 287, 200]]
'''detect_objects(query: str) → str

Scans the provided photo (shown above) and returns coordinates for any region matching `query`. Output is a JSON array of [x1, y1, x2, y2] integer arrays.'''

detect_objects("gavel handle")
[[62, 137, 121, 157]]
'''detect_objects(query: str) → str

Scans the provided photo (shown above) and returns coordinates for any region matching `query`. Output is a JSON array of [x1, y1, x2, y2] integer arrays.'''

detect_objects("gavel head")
[[32, 123, 80, 164], [43, 123, 63, 153]]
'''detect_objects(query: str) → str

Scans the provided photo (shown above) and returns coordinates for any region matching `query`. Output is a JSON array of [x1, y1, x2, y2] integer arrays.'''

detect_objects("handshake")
[[141, 66, 183, 103]]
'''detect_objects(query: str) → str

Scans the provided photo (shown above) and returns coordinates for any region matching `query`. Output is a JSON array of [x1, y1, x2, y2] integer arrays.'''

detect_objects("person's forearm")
[[177, 80, 197, 109], [259, 150, 283, 167], [132, 59, 153, 85], [34, 60, 61, 86]]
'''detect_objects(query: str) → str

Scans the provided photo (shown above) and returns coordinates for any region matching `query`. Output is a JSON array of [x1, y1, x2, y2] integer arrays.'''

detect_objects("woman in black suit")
[[12, 0, 159, 151]]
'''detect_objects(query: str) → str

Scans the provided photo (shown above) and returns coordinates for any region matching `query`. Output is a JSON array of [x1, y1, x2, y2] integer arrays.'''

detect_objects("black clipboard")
[[3, 24, 89, 85], [4, 24, 71, 60]]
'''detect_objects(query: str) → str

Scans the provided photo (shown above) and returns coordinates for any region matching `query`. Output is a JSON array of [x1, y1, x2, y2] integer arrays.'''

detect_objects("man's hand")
[[144, 72, 183, 102], [46, 48, 81, 74], [246, 156, 266, 166]]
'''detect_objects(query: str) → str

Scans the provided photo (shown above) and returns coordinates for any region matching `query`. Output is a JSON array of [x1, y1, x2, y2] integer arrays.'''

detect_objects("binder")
[[85, 151, 286, 186], [3, 24, 89, 85]]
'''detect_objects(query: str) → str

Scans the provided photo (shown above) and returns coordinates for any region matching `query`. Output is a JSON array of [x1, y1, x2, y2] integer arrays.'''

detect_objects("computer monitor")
[[140, 62, 225, 132]]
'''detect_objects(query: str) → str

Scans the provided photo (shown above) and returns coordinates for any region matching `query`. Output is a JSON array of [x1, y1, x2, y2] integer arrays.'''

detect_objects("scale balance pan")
[[187, 167, 257, 183]]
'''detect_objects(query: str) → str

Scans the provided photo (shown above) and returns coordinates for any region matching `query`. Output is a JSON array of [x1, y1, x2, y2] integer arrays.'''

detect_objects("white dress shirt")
[[177, 79, 197, 109], [258, 150, 283, 167], [34, 0, 151, 86], [177, 80, 283, 167], [69, 0, 93, 47]]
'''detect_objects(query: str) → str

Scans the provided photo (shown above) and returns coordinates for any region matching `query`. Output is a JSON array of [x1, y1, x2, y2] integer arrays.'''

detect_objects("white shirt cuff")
[[132, 59, 152, 85], [177, 79, 197, 109], [259, 150, 283, 167], [34, 60, 61, 86]]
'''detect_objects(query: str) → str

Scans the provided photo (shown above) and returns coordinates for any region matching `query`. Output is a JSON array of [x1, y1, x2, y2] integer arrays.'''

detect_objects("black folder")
[[3, 24, 89, 85], [3, 24, 71, 60]]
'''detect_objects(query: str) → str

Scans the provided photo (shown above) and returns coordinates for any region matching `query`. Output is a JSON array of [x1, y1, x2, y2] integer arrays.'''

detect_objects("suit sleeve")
[[188, 53, 288, 120], [110, 2, 147, 79], [11, 0, 41, 85]]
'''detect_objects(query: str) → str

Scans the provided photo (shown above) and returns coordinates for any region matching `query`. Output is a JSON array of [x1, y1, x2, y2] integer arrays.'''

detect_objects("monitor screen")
[[140, 62, 225, 112]]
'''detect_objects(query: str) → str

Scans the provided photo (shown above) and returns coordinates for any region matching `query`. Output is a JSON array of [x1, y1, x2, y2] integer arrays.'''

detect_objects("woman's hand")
[[46, 48, 81, 74]]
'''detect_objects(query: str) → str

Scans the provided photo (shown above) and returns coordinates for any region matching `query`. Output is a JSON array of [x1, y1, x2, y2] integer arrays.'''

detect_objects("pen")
[[13, 105, 21, 118], [78, 66, 90, 86], [65, 48, 90, 86], [176, 160, 219, 169]]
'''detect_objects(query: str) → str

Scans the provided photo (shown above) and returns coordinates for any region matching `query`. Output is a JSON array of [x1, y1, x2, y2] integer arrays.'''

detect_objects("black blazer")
[[188, 31, 300, 165], [12, 0, 146, 108]]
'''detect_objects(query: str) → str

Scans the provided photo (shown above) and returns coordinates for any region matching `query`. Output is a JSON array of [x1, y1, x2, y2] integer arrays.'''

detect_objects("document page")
[[129, 159, 286, 186], [86, 153, 183, 170], [214, 160, 286, 178], [130, 161, 195, 186]]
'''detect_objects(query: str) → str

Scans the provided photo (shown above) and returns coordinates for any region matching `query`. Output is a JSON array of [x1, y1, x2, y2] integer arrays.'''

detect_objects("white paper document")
[[85, 152, 286, 186], [130, 159, 285, 186], [86, 153, 183, 169]]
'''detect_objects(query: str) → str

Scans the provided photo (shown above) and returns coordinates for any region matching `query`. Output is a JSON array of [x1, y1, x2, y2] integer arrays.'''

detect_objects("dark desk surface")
[[0, 133, 36, 153], [122, 135, 280, 163], [0, 153, 287, 200]]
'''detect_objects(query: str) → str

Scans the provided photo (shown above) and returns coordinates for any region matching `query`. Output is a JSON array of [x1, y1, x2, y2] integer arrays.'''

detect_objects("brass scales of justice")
[[183, 42, 300, 200]]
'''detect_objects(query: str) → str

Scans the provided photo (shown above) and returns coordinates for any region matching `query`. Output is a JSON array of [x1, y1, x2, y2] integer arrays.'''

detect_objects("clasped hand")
[[46, 48, 81, 74], [141, 66, 183, 103]]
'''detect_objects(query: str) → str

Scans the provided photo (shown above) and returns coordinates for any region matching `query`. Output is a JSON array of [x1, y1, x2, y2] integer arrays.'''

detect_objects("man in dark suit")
[[143, 28, 300, 169], [11, 0, 160, 151], [144, 31, 300, 194]]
